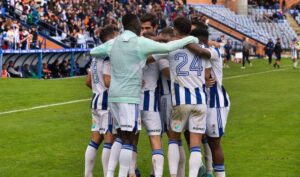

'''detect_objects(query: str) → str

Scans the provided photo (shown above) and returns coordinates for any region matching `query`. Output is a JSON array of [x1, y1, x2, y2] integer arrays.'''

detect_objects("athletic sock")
[[102, 143, 112, 177], [202, 139, 213, 174], [177, 140, 186, 177], [129, 145, 137, 177], [168, 140, 180, 176], [118, 144, 134, 177], [107, 138, 122, 177], [189, 146, 203, 177], [214, 164, 226, 177], [84, 140, 99, 177], [152, 149, 164, 177]]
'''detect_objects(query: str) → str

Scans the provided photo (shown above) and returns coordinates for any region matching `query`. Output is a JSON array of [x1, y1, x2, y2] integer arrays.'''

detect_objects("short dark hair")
[[122, 14, 139, 30], [100, 25, 119, 43], [140, 13, 157, 27], [190, 27, 209, 41], [191, 19, 208, 30], [142, 31, 156, 38], [159, 27, 175, 37], [173, 16, 191, 35]]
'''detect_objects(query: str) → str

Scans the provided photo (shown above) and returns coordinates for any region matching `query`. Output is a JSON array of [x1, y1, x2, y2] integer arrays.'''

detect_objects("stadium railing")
[[0, 48, 90, 79]]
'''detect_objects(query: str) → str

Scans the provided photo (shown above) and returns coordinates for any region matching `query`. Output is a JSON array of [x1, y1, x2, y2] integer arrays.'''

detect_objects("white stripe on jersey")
[[90, 57, 110, 110], [205, 47, 230, 108], [171, 83, 207, 106]]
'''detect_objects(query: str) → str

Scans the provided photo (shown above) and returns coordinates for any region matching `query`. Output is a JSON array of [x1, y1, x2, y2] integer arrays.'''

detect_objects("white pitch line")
[[0, 66, 291, 115], [224, 67, 289, 80], [0, 98, 90, 116]]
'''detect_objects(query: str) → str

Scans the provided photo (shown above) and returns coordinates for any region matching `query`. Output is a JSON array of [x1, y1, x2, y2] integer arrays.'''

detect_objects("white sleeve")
[[158, 59, 169, 71], [208, 47, 220, 61], [152, 54, 168, 61], [103, 60, 111, 75], [205, 59, 212, 69]]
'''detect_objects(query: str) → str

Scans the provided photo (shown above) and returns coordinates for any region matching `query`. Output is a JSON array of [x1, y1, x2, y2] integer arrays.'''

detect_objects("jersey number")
[[174, 53, 203, 76]]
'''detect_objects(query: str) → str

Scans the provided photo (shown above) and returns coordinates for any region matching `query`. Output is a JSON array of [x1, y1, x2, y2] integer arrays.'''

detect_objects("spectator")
[[1, 64, 10, 78], [273, 38, 282, 68], [42, 63, 52, 79], [59, 60, 70, 77], [7, 61, 22, 78], [224, 40, 232, 68], [241, 37, 252, 69], [265, 39, 274, 65], [23, 64, 36, 78], [49, 59, 61, 78]]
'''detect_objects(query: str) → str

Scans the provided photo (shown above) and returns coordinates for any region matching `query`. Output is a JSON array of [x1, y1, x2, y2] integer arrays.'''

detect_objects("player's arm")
[[85, 70, 92, 89], [158, 59, 170, 79], [103, 74, 111, 88], [185, 43, 211, 59], [139, 36, 198, 58], [90, 39, 114, 58], [208, 41, 221, 48]]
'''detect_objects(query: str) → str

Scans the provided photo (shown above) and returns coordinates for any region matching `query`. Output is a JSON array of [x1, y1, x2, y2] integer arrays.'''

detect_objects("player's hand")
[[206, 78, 216, 88]]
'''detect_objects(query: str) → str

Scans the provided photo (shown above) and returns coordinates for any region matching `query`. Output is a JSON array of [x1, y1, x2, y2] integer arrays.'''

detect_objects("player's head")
[[173, 16, 192, 36], [191, 18, 208, 31], [122, 14, 141, 35], [99, 25, 119, 43], [190, 27, 209, 45], [277, 38, 281, 42], [158, 27, 175, 42], [140, 13, 157, 35], [142, 31, 156, 39], [268, 38, 272, 43]]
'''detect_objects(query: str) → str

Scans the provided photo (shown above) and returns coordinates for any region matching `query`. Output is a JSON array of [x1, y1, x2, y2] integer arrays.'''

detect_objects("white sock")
[[152, 149, 164, 177], [118, 144, 134, 177], [214, 164, 226, 177], [84, 141, 99, 177], [107, 138, 122, 177], [129, 145, 137, 177], [203, 139, 213, 174], [189, 146, 203, 177], [168, 140, 180, 176], [177, 140, 186, 177], [102, 143, 112, 177]]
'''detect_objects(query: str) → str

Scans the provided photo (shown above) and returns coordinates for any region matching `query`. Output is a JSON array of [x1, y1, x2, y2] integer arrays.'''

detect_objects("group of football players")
[[84, 13, 230, 177]]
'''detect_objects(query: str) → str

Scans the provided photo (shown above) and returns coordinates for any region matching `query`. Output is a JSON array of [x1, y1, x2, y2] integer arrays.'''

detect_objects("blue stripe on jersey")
[[217, 108, 224, 137], [195, 87, 202, 104], [143, 91, 150, 111], [159, 78, 164, 95], [184, 87, 191, 104], [90, 93, 96, 108], [202, 84, 207, 104], [154, 88, 159, 112], [209, 84, 217, 108], [215, 86, 221, 108], [221, 86, 229, 107], [215, 47, 221, 58], [102, 90, 108, 110], [167, 80, 171, 92], [174, 83, 180, 106], [93, 94, 100, 109]]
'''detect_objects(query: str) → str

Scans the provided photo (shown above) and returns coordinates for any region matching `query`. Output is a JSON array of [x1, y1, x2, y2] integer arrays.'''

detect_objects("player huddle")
[[85, 13, 230, 177]]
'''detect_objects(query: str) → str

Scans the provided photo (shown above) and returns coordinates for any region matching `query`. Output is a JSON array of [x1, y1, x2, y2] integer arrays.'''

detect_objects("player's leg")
[[188, 105, 207, 177], [85, 109, 104, 177], [268, 54, 272, 65], [246, 52, 252, 66], [202, 136, 213, 176], [142, 111, 164, 177], [129, 133, 140, 177], [206, 107, 230, 177], [101, 111, 115, 177], [242, 52, 246, 68], [177, 139, 186, 177], [116, 103, 141, 177], [106, 129, 122, 177]]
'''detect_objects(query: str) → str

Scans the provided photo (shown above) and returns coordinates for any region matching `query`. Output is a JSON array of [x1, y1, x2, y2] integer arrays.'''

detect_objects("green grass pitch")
[[0, 58, 300, 177]]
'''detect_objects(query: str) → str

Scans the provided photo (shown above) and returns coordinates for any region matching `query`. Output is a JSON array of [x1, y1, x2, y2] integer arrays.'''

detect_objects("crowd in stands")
[[1, 59, 82, 79], [249, 0, 283, 10], [290, 4, 300, 25]]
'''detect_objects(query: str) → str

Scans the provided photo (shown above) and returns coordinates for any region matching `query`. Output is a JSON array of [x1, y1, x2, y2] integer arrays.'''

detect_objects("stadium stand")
[[192, 4, 298, 49]]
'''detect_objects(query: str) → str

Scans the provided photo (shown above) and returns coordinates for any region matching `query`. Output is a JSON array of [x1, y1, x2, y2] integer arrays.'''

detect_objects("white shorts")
[[109, 103, 141, 132], [160, 94, 172, 131], [91, 109, 116, 134], [170, 104, 207, 134], [141, 111, 162, 136], [206, 107, 230, 138]]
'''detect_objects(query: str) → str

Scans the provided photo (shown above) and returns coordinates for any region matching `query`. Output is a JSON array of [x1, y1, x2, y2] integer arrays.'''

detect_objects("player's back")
[[168, 48, 208, 106], [90, 58, 109, 109]]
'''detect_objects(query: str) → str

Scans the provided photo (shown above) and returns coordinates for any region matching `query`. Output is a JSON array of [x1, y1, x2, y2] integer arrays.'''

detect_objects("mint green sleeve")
[[90, 39, 114, 58], [138, 36, 199, 59]]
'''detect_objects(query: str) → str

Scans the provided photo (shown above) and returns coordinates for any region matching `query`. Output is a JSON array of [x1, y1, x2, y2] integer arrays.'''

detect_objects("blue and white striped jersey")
[[158, 59, 171, 96], [90, 57, 111, 110], [140, 62, 160, 112], [206, 47, 230, 108], [154, 47, 216, 106]]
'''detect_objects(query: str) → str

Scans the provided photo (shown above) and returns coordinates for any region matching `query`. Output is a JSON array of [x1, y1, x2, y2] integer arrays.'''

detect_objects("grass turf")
[[0, 58, 299, 177]]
